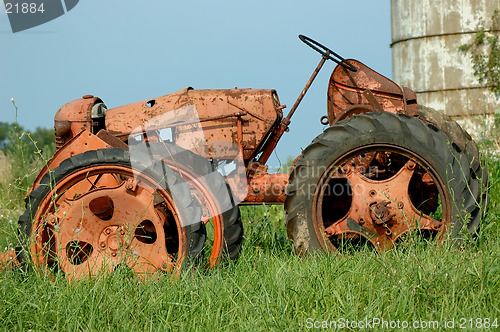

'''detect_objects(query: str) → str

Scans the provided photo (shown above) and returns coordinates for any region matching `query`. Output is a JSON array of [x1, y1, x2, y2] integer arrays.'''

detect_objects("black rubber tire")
[[418, 105, 489, 233], [17, 148, 205, 273], [285, 112, 480, 255], [137, 143, 243, 264]]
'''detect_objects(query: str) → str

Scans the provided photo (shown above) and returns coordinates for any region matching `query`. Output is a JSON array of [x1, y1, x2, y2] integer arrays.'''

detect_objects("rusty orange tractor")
[[2, 35, 488, 279]]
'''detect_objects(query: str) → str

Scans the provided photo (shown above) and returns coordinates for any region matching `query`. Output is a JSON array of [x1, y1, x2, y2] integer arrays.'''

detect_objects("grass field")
[[0, 133, 498, 331]]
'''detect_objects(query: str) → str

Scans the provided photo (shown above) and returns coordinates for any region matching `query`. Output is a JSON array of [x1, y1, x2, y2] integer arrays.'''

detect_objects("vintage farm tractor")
[[1, 35, 488, 279]]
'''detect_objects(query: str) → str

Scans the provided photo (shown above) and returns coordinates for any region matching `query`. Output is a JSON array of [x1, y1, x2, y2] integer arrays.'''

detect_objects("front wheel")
[[285, 112, 480, 255], [17, 148, 205, 279], [141, 143, 243, 267]]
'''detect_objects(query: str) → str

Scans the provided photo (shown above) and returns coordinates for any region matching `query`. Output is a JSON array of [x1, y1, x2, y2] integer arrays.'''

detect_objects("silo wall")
[[391, 0, 499, 117]]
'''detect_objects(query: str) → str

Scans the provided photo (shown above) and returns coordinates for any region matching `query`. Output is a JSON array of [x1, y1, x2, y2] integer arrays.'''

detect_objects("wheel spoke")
[[322, 159, 435, 251], [126, 238, 172, 275], [324, 217, 378, 239], [324, 217, 395, 251], [110, 185, 160, 229], [344, 159, 416, 203], [417, 214, 442, 231], [396, 200, 443, 234]]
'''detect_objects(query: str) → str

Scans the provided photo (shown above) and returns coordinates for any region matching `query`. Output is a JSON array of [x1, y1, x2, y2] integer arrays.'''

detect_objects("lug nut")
[[100, 242, 106, 249], [125, 178, 137, 191], [105, 229, 111, 235], [111, 252, 117, 257], [47, 215, 58, 226]]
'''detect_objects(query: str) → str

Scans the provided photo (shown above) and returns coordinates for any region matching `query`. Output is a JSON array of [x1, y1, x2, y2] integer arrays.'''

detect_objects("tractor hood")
[[105, 87, 283, 160]]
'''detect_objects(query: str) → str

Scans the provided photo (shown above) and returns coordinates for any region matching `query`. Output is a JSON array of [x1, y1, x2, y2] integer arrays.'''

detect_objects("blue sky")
[[0, 1, 392, 165]]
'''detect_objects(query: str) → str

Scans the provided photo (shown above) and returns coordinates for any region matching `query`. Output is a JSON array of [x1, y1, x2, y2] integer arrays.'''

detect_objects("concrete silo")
[[391, 0, 500, 118]]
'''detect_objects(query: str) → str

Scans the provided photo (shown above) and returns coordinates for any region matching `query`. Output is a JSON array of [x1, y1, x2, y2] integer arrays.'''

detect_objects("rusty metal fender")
[[28, 129, 114, 195]]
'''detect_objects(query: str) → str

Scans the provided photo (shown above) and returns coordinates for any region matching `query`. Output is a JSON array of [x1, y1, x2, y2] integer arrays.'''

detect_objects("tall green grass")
[[0, 129, 498, 331], [0, 128, 54, 252]]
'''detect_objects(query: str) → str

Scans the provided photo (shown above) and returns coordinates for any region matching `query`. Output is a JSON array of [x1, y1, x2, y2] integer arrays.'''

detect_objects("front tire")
[[18, 148, 205, 279], [138, 143, 243, 266]]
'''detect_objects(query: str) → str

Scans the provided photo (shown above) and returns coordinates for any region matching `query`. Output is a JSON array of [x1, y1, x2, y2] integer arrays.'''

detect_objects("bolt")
[[398, 201, 404, 209], [162, 263, 168, 270], [369, 190, 376, 197], [125, 178, 137, 191], [407, 160, 416, 170], [47, 214, 58, 226], [120, 230, 125, 236], [100, 242, 106, 249], [105, 229, 111, 235], [111, 252, 117, 257], [358, 218, 365, 225], [341, 165, 352, 175], [385, 229, 392, 237]]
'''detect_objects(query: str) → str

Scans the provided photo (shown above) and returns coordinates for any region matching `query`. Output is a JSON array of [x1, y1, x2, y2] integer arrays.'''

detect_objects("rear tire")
[[418, 105, 489, 233], [285, 112, 479, 255]]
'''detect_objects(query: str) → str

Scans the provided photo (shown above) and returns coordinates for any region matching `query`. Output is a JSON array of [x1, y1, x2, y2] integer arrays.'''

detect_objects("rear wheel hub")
[[369, 201, 393, 225]]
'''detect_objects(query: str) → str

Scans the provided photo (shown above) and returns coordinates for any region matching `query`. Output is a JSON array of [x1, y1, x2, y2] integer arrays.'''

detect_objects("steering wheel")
[[299, 35, 357, 72]]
